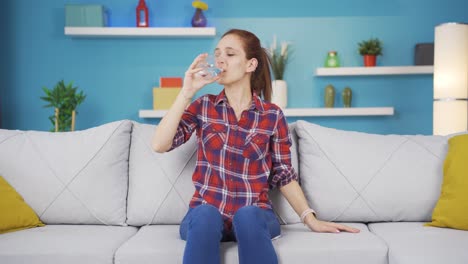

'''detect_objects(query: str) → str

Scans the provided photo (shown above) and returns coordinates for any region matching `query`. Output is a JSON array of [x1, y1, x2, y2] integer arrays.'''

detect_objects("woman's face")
[[214, 34, 256, 85]]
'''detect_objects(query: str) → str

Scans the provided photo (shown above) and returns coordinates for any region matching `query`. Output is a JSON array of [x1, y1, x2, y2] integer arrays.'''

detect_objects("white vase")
[[271, 80, 288, 109]]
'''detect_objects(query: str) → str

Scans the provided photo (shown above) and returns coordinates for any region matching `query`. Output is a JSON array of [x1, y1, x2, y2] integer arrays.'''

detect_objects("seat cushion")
[[115, 225, 186, 264], [295, 120, 450, 222], [0, 225, 137, 264], [369, 222, 468, 264], [115, 223, 386, 264], [275, 223, 387, 264], [0, 120, 132, 225]]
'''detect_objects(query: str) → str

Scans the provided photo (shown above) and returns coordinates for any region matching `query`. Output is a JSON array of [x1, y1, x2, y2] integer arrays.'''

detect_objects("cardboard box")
[[65, 4, 107, 27], [153, 88, 181, 110]]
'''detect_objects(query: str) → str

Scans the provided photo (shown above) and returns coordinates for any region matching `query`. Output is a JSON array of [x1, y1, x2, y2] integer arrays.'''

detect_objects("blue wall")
[[1, 0, 468, 134]]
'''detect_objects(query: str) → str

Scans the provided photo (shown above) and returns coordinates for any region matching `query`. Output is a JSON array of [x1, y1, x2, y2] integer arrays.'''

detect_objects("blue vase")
[[191, 8, 207, 27]]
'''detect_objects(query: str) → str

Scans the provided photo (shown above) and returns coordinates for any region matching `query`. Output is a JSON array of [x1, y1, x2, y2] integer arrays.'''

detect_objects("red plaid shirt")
[[170, 90, 298, 229]]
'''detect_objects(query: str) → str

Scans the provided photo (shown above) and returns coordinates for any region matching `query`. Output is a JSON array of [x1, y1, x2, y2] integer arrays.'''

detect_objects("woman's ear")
[[246, 58, 258, 73]]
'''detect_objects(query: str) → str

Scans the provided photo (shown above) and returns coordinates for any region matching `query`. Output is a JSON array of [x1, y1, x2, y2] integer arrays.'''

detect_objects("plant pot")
[[271, 80, 288, 109], [363, 55, 377, 67]]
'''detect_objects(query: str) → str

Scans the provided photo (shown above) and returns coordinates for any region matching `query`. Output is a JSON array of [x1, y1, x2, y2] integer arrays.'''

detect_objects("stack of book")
[[153, 77, 183, 110]]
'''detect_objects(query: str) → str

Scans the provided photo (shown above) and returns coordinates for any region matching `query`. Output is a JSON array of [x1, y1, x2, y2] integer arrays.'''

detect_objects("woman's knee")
[[233, 206, 261, 223], [189, 204, 223, 232], [232, 206, 264, 232]]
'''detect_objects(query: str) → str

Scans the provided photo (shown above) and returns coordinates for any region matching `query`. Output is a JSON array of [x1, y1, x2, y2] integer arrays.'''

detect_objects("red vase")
[[136, 0, 149, 27], [363, 55, 377, 67]]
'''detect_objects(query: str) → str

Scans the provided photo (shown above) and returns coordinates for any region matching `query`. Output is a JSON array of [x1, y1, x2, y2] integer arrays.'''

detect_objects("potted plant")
[[358, 38, 383, 67], [268, 35, 291, 109], [40, 80, 86, 132]]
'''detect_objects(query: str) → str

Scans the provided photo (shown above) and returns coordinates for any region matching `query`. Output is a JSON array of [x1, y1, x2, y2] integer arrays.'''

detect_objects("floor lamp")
[[433, 23, 468, 135]]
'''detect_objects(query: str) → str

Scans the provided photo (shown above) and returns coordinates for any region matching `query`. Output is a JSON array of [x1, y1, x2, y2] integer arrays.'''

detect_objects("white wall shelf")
[[315, 66, 433, 76], [139, 107, 394, 118], [64, 27, 216, 38]]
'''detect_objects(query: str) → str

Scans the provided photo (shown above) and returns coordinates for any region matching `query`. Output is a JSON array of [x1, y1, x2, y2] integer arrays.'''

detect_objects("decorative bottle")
[[191, 1, 208, 27], [136, 0, 149, 27], [325, 51, 340, 67]]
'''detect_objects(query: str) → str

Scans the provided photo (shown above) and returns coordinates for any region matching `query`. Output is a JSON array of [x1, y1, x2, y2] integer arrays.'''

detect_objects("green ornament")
[[324, 85, 335, 108], [342, 87, 352, 107]]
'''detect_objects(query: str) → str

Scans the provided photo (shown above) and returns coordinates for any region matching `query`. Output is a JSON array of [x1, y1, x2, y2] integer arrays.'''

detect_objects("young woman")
[[152, 29, 360, 264]]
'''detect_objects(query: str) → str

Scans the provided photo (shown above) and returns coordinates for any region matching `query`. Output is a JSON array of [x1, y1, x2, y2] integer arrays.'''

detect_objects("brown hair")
[[221, 29, 272, 102]]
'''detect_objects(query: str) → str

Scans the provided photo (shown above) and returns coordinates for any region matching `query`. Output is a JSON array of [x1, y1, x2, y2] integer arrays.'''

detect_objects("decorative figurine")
[[325, 84, 335, 108], [342, 87, 352, 107]]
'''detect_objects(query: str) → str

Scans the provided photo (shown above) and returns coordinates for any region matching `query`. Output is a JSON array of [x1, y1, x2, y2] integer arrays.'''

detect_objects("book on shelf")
[[160, 77, 183, 88], [153, 87, 181, 110]]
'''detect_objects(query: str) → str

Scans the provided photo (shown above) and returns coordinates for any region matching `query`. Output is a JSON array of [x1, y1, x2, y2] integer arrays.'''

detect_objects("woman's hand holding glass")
[[181, 53, 222, 100]]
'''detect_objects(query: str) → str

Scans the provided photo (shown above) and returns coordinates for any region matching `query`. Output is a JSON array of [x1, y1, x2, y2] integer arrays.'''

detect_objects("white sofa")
[[0, 119, 467, 264]]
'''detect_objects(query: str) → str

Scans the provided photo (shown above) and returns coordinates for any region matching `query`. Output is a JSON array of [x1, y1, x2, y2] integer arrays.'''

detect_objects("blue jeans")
[[179, 204, 281, 264]]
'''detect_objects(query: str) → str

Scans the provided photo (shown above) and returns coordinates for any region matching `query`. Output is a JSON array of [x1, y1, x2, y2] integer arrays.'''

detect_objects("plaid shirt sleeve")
[[167, 98, 200, 152], [269, 109, 299, 188]]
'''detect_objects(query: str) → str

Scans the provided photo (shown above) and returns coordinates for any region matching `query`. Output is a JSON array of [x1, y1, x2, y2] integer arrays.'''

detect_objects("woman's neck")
[[224, 77, 252, 111]]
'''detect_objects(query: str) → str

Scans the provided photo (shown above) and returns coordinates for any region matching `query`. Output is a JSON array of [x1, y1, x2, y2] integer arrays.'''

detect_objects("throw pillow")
[[426, 134, 468, 230], [0, 176, 45, 234]]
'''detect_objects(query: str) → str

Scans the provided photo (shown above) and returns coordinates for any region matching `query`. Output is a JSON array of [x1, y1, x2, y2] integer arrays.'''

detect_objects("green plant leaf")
[[40, 80, 86, 132]]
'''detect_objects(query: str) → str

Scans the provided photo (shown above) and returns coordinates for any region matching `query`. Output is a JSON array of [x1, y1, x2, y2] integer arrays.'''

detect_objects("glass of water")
[[196, 54, 222, 79]]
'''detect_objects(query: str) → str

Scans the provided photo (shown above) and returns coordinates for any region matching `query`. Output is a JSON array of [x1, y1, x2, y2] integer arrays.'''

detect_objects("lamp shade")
[[433, 23, 468, 135]]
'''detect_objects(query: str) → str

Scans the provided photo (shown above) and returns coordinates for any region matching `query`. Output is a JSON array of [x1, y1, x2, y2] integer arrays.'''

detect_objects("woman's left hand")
[[304, 214, 360, 233]]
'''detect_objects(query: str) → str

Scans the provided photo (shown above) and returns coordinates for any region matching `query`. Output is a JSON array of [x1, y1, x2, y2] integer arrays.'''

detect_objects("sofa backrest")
[[0, 120, 131, 225], [127, 121, 301, 226], [127, 121, 197, 226], [294, 120, 452, 223]]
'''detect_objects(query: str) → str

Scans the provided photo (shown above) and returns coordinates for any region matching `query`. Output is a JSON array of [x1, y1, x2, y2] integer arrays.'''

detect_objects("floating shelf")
[[315, 66, 433, 76], [64, 27, 216, 37], [282, 107, 394, 116], [139, 107, 394, 118]]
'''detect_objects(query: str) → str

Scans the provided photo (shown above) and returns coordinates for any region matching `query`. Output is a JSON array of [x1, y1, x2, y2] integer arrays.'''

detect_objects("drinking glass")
[[196, 55, 222, 79]]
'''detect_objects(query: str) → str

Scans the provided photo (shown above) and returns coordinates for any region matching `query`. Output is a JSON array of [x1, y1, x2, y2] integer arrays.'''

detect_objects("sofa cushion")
[[426, 134, 468, 230], [0, 176, 44, 234], [114, 225, 186, 264], [127, 122, 197, 225], [127, 122, 301, 226], [275, 223, 387, 264], [369, 222, 468, 264], [270, 122, 302, 224], [115, 223, 386, 264], [0, 120, 131, 225], [295, 120, 449, 223], [0, 225, 137, 264]]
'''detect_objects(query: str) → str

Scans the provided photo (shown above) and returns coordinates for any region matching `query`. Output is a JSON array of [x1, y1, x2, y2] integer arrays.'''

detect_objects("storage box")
[[153, 88, 181, 110], [414, 43, 434, 65], [65, 4, 107, 27]]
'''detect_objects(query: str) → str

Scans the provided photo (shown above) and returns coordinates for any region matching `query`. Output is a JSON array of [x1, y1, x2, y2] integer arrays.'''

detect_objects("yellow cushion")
[[426, 134, 468, 230], [0, 176, 45, 234]]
